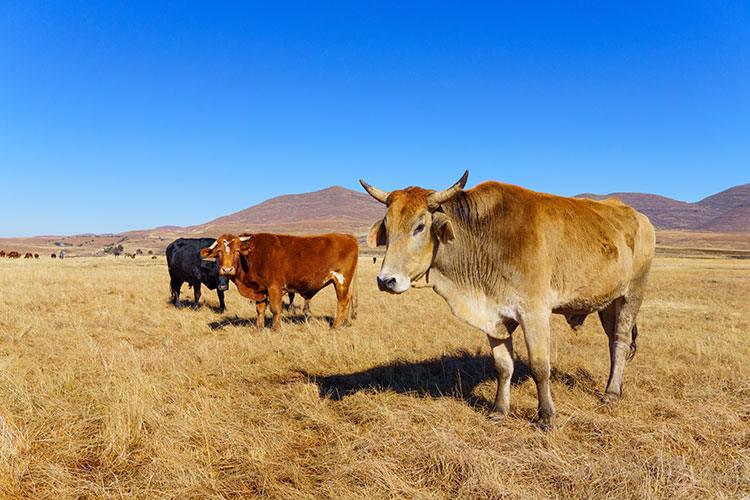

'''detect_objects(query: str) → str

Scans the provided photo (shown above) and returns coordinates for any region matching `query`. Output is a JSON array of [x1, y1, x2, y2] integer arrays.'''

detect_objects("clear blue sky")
[[1, 2, 748, 237]]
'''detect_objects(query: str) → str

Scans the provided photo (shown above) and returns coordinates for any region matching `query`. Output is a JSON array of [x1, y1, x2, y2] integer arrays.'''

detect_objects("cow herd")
[[0, 251, 39, 259], [1, 171, 657, 429], [167, 233, 359, 331]]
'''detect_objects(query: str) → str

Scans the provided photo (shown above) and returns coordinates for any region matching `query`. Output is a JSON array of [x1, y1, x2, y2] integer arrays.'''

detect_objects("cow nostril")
[[377, 276, 397, 291]]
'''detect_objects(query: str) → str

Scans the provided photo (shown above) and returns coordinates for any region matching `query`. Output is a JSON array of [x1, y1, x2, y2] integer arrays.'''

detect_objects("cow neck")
[[431, 188, 506, 296]]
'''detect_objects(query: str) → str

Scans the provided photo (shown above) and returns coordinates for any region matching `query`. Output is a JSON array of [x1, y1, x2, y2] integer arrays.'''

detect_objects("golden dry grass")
[[0, 254, 748, 499]]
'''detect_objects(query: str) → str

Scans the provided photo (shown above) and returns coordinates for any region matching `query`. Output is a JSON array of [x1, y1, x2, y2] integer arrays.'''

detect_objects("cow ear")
[[432, 212, 455, 244], [367, 219, 387, 248], [238, 252, 250, 273], [200, 247, 215, 258]]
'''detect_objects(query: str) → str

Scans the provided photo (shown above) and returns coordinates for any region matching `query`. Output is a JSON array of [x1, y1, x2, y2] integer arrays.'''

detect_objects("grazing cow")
[[0, 250, 5, 258], [151, 256, 157, 260], [24, 252, 33, 259], [34, 253, 39, 259], [361, 171, 655, 430], [201, 233, 358, 330], [166, 238, 229, 311], [8, 251, 21, 259], [51, 253, 57, 259]]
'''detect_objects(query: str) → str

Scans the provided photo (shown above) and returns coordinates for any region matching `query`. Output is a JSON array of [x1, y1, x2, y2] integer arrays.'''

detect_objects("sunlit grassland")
[[0, 253, 748, 499]]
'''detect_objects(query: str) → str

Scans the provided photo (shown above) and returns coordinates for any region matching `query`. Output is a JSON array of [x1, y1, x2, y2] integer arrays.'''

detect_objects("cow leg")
[[488, 320, 517, 420], [217, 290, 226, 313], [268, 286, 284, 331], [303, 299, 312, 317], [521, 312, 556, 431], [192, 281, 202, 309], [332, 281, 351, 329], [170, 277, 183, 308], [255, 300, 267, 331], [601, 293, 644, 403]]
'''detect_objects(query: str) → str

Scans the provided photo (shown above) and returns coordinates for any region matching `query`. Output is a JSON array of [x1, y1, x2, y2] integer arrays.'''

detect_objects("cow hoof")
[[487, 411, 508, 424], [601, 393, 620, 405], [537, 414, 556, 432]]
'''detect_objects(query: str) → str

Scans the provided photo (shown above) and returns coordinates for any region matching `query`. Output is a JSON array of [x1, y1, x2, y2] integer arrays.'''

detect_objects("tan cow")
[[361, 171, 655, 430]]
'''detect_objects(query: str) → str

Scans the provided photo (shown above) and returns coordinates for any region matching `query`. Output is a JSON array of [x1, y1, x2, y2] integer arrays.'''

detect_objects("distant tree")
[[147, 250, 153, 255], [136, 249, 143, 255]]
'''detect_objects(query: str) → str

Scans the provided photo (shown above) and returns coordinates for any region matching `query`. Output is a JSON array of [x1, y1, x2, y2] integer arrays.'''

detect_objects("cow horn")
[[427, 170, 469, 209], [208, 241, 218, 250], [359, 179, 390, 204], [239, 236, 251, 242]]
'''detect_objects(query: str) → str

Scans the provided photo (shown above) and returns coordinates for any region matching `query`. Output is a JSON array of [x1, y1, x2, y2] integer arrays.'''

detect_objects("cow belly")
[[429, 270, 517, 338]]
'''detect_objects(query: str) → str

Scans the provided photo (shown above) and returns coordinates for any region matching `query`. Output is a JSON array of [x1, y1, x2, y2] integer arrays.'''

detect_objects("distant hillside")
[[576, 184, 750, 233], [180, 185, 385, 238]]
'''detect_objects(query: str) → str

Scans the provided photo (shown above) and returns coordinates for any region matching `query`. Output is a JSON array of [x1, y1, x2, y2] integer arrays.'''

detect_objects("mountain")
[[178, 185, 385, 238], [576, 184, 750, 233]]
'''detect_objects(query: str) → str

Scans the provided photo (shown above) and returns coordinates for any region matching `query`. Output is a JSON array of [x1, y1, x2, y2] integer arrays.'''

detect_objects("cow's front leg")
[[268, 286, 283, 331], [217, 290, 225, 313], [487, 332, 514, 421], [255, 300, 267, 331], [521, 311, 556, 431], [191, 281, 202, 309]]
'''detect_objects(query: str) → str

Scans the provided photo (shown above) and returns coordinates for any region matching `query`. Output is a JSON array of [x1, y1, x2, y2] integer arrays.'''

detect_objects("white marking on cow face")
[[330, 271, 345, 285], [224, 241, 231, 255]]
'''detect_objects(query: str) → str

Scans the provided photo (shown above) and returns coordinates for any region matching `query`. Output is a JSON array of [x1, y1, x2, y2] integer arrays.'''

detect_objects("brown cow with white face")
[[201, 233, 358, 331], [361, 171, 655, 430]]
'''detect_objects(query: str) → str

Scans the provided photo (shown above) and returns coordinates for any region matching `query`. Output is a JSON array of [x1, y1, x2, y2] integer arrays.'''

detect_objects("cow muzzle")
[[217, 275, 229, 291], [220, 267, 235, 277], [376, 273, 410, 294]]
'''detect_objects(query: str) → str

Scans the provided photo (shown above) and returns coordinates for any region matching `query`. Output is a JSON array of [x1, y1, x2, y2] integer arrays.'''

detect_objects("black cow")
[[166, 238, 229, 311]]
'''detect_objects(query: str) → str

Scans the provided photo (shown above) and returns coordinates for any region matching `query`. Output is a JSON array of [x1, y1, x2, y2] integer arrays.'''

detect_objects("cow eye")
[[413, 223, 425, 236]]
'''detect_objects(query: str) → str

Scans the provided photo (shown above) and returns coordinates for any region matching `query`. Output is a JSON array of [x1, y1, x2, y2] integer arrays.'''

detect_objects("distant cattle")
[[0, 250, 5, 258], [166, 238, 229, 311], [151, 256, 157, 260], [34, 253, 39, 259], [373, 257, 377, 264], [201, 233, 358, 330], [7, 251, 21, 259], [24, 253, 33, 259], [51, 253, 57, 259], [361, 171, 655, 430]]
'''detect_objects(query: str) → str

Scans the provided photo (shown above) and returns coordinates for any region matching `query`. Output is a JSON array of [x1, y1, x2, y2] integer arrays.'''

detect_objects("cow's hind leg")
[[488, 320, 518, 421], [521, 311, 556, 431], [332, 280, 351, 329], [255, 300, 267, 331], [600, 293, 643, 403], [170, 277, 183, 308]]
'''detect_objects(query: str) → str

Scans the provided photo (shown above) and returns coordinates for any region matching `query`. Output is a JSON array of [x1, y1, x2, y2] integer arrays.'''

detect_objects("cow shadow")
[[306, 352, 594, 412], [168, 299, 226, 313], [208, 314, 336, 330]]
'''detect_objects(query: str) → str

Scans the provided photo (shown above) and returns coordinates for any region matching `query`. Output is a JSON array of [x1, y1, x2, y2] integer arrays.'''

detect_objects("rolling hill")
[[576, 183, 750, 233], [2, 182, 748, 256]]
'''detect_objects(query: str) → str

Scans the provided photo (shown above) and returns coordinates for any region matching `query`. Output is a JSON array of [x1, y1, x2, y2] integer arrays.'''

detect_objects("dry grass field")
[[0, 253, 748, 499]]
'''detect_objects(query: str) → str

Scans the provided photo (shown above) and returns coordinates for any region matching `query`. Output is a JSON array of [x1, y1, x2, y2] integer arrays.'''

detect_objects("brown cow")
[[7, 251, 21, 259], [201, 233, 358, 330], [34, 253, 39, 259], [0, 250, 5, 258], [361, 171, 655, 430], [24, 252, 33, 259], [51, 253, 57, 259]]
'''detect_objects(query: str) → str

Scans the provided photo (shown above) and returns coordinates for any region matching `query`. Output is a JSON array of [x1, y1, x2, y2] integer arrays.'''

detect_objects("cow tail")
[[627, 322, 638, 361]]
